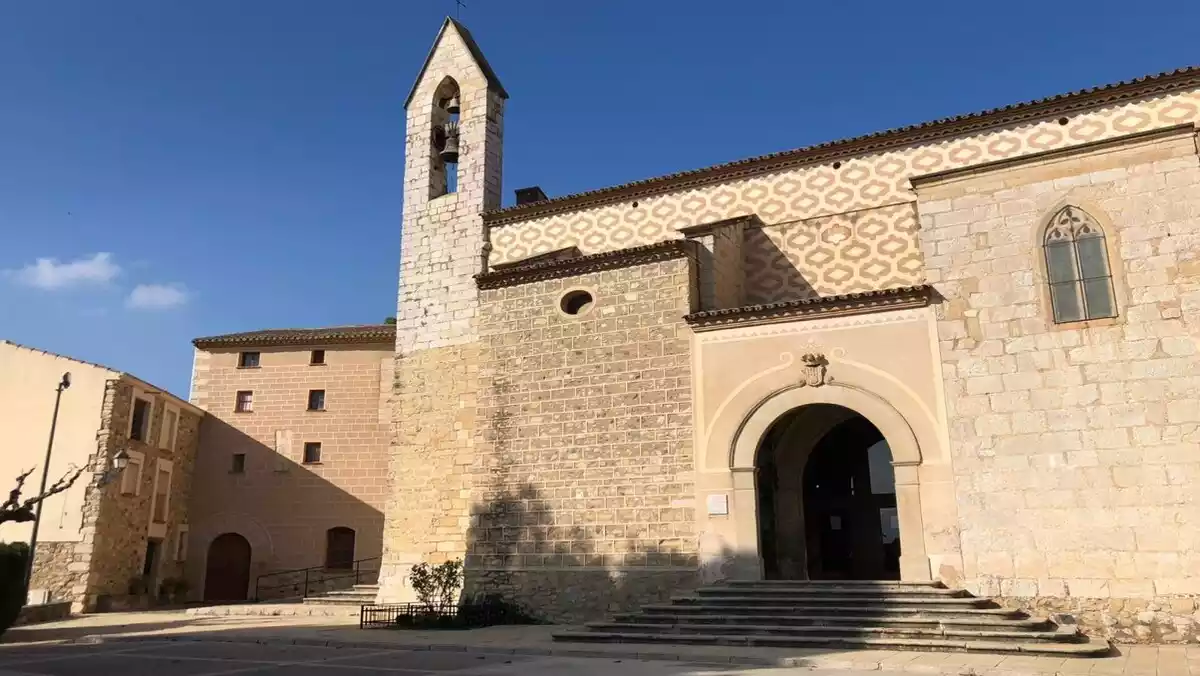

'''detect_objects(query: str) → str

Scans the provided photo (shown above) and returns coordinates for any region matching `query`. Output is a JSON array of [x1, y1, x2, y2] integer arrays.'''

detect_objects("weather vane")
[[454, 0, 466, 19]]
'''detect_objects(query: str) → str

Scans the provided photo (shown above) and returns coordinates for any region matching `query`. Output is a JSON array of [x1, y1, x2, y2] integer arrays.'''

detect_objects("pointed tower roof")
[[404, 17, 508, 109]]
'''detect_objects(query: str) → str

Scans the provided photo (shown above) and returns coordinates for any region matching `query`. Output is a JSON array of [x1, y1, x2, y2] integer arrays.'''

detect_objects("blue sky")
[[2, 0, 1197, 398]]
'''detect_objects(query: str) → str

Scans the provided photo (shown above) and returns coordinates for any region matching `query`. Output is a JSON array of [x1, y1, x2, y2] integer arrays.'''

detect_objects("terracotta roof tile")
[[684, 285, 934, 331], [483, 66, 1200, 226], [193, 325, 395, 349]]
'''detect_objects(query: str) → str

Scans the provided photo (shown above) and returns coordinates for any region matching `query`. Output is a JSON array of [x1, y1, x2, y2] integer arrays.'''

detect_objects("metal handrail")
[[253, 555, 382, 601]]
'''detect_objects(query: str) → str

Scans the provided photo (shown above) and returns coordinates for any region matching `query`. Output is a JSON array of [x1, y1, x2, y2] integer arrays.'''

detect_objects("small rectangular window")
[[238, 352, 260, 368], [152, 468, 170, 523], [310, 350, 325, 365], [307, 390, 326, 411], [160, 408, 178, 451], [175, 526, 189, 561], [120, 454, 144, 495], [231, 453, 246, 473], [130, 398, 152, 442], [235, 390, 254, 413], [303, 442, 322, 464]]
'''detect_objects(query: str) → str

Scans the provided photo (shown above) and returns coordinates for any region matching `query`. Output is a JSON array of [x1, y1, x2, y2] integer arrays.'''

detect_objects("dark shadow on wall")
[[186, 416, 386, 602], [454, 347, 753, 625], [459, 476, 767, 625], [742, 224, 819, 305]]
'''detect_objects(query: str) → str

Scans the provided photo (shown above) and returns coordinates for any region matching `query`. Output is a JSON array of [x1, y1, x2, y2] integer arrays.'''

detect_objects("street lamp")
[[97, 449, 131, 486], [22, 372, 71, 598]]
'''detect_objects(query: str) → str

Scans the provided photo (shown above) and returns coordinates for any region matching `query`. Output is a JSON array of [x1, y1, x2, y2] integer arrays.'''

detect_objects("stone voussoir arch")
[[195, 511, 275, 565], [712, 355, 925, 473]]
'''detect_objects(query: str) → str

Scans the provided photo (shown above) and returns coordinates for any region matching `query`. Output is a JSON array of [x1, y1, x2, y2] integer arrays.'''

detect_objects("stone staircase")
[[302, 584, 379, 608], [188, 585, 379, 619], [553, 580, 1111, 656]]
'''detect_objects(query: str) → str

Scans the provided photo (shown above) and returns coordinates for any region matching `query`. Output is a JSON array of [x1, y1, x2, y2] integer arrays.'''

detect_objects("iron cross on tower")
[[454, 0, 466, 18]]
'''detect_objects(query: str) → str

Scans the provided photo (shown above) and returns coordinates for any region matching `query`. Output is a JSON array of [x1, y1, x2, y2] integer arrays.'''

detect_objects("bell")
[[439, 121, 459, 164], [445, 94, 461, 114]]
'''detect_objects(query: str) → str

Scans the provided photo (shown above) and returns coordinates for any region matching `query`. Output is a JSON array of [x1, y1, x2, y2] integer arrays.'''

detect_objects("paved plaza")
[[0, 639, 884, 676], [2, 611, 1198, 676]]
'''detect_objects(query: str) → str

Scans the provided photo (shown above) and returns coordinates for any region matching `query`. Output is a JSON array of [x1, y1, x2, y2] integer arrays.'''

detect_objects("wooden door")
[[204, 533, 251, 601], [325, 527, 356, 570]]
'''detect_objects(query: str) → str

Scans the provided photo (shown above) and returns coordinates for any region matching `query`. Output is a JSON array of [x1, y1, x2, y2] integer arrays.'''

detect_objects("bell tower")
[[377, 18, 506, 603]]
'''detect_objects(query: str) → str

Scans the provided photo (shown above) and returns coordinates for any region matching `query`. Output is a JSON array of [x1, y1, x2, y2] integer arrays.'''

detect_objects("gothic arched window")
[[1043, 206, 1117, 323]]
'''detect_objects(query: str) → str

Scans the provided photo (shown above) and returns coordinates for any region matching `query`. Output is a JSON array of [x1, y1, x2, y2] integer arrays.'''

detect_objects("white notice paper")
[[706, 494, 729, 516]]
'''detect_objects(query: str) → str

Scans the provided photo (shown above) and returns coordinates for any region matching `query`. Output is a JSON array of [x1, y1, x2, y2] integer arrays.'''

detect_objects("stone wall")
[[467, 570, 697, 624], [377, 343, 480, 601], [1002, 595, 1200, 644], [81, 378, 201, 610], [918, 125, 1200, 642], [28, 542, 77, 603], [15, 601, 71, 626], [466, 257, 700, 620]]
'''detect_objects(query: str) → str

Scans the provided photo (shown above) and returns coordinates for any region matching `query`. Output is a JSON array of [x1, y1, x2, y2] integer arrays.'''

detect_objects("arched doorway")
[[756, 404, 900, 581], [325, 527, 356, 570], [204, 533, 251, 601]]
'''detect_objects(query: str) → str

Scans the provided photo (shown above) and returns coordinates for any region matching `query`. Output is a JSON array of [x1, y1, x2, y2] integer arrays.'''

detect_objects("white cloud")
[[7, 252, 121, 290], [126, 284, 188, 310]]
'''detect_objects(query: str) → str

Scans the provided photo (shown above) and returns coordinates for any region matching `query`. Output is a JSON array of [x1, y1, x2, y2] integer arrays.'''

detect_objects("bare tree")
[[0, 466, 86, 525]]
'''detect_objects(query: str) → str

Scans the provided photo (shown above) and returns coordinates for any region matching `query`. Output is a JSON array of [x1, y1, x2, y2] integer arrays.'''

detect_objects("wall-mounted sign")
[[706, 494, 729, 516]]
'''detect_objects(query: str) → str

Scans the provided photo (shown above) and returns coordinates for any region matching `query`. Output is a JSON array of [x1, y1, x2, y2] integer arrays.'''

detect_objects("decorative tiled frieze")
[[487, 91, 1200, 269]]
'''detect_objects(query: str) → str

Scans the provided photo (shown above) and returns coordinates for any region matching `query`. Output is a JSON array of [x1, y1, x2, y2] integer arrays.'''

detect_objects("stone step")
[[302, 594, 374, 606], [612, 613, 1049, 632], [671, 594, 991, 608], [724, 579, 946, 588], [321, 589, 377, 598], [697, 586, 968, 598], [551, 631, 1111, 657], [352, 584, 380, 593], [720, 578, 945, 590], [641, 604, 1024, 618], [188, 603, 359, 618], [584, 622, 1078, 643]]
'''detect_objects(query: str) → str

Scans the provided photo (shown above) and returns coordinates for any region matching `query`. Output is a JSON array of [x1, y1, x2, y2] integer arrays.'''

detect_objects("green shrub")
[[157, 577, 190, 604], [0, 543, 29, 636], [408, 559, 462, 608]]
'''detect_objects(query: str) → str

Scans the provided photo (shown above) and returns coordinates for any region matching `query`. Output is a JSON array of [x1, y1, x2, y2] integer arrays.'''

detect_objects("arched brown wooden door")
[[325, 527, 355, 570], [204, 533, 251, 601]]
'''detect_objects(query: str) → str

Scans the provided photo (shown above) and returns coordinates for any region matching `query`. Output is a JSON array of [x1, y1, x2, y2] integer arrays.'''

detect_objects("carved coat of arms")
[[799, 353, 829, 387]]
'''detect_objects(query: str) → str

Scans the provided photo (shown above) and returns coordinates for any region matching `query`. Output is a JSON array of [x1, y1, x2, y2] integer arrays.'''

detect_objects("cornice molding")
[[685, 285, 934, 332], [678, 214, 760, 238], [476, 239, 697, 289], [911, 122, 1197, 189]]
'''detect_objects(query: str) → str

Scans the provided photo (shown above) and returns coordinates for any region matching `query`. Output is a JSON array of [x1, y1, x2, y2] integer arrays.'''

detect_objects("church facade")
[[375, 21, 1200, 641]]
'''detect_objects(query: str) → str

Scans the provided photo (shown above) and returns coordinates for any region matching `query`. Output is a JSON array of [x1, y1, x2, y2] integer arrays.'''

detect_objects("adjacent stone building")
[[186, 327, 393, 601], [0, 340, 201, 613]]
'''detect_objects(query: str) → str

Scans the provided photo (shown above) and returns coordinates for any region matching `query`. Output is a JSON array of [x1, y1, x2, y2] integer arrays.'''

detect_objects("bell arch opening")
[[755, 403, 900, 581], [430, 76, 461, 198]]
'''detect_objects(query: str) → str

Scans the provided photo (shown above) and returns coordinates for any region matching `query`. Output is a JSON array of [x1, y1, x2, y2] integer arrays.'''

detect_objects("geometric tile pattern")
[[743, 203, 921, 303], [489, 91, 1200, 299]]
